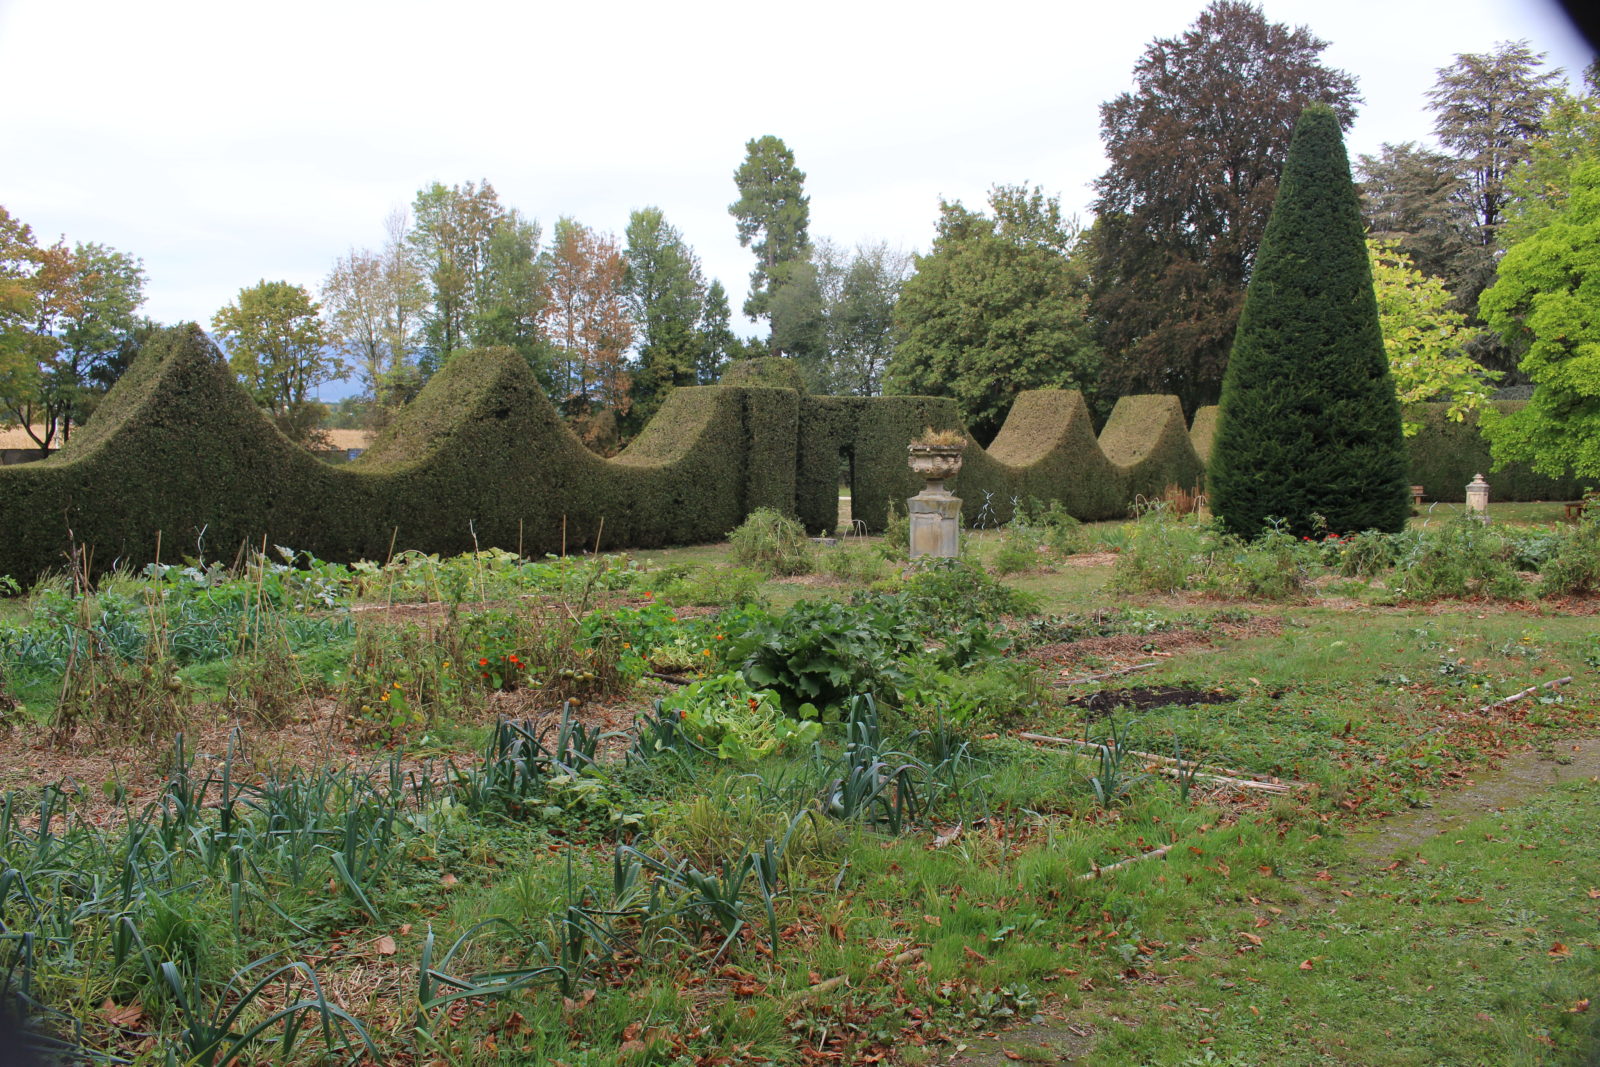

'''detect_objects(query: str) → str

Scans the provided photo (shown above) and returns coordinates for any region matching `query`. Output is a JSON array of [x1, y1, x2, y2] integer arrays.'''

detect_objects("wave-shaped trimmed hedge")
[[0, 327, 1210, 583], [0, 327, 796, 580]]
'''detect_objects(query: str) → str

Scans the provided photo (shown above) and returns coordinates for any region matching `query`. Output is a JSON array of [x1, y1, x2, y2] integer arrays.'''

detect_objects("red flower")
[[478, 657, 489, 666]]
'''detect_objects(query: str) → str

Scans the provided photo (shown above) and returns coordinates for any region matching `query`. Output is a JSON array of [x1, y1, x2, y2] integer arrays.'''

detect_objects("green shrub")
[[990, 529, 1043, 576], [728, 508, 814, 576], [1536, 513, 1600, 596], [658, 671, 822, 760], [1210, 106, 1409, 538], [901, 658, 1043, 728], [1327, 530, 1400, 578], [1108, 508, 1214, 594], [1205, 524, 1315, 601], [1390, 517, 1524, 601], [816, 544, 890, 584], [897, 558, 1036, 621], [736, 598, 918, 716]]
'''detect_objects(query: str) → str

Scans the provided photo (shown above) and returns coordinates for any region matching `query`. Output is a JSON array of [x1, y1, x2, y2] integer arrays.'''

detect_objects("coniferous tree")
[[1210, 106, 1409, 538]]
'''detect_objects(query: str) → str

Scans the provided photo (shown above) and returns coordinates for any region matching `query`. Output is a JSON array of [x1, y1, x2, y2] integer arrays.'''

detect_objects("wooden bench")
[[1566, 501, 1589, 521], [1410, 485, 1426, 506]]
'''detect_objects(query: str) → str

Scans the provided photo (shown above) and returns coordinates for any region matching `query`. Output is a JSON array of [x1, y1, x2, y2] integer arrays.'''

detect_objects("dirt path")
[[1348, 737, 1600, 858], [930, 738, 1600, 1066]]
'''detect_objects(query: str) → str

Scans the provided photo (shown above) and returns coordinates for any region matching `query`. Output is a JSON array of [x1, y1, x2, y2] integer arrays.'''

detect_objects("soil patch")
[[1025, 614, 1279, 669], [934, 1020, 1099, 1065], [0, 689, 649, 828], [1064, 685, 1237, 719]]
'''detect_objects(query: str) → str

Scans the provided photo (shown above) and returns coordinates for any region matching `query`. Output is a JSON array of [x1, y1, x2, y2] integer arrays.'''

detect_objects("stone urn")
[[906, 440, 966, 558], [907, 442, 965, 493]]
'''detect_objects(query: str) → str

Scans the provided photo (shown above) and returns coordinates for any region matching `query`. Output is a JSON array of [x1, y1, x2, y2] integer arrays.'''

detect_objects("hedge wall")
[[0, 328, 792, 582], [0, 326, 1226, 584], [795, 390, 1206, 533], [1099, 395, 1208, 506], [1192, 401, 1582, 502], [1404, 401, 1589, 502], [1189, 406, 1219, 465], [0, 325, 352, 582]]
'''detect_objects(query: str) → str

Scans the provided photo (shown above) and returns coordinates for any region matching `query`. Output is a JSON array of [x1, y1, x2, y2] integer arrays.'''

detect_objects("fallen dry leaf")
[[440, 873, 458, 886], [100, 1000, 144, 1029], [1242, 932, 1263, 946], [1299, 960, 1315, 971], [1568, 999, 1591, 1013], [375, 935, 397, 956], [1549, 942, 1572, 958]]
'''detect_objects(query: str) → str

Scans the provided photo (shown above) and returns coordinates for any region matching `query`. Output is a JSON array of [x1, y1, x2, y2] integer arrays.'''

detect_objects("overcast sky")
[[1, 0, 1593, 389]]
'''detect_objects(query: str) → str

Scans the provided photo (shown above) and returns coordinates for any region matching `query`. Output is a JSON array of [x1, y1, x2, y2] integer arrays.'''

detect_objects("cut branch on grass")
[[1476, 676, 1573, 715], [1016, 731, 1305, 792], [1078, 844, 1173, 881]]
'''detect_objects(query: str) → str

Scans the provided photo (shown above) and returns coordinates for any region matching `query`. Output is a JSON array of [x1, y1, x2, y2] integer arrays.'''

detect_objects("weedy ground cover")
[[0, 504, 1595, 1065]]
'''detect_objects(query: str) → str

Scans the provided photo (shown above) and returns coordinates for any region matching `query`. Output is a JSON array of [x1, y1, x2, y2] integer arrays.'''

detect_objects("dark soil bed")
[[1065, 684, 1237, 718]]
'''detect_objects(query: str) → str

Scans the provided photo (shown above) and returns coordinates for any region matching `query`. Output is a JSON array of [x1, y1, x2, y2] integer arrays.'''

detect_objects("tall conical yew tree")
[[1210, 105, 1409, 538]]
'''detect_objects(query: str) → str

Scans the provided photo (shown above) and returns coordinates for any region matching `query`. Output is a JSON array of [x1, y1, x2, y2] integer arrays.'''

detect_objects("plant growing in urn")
[[907, 427, 966, 557], [908, 427, 967, 494]]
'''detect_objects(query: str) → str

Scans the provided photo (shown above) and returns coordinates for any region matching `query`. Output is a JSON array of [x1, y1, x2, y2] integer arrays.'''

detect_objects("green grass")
[[0, 528, 1597, 1065]]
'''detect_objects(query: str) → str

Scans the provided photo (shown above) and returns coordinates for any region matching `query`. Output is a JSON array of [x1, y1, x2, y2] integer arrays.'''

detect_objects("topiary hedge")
[[1189, 406, 1219, 465], [0, 328, 791, 582], [795, 390, 1206, 533], [0, 326, 1219, 585], [1099, 394, 1207, 507], [1405, 401, 1589, 502]]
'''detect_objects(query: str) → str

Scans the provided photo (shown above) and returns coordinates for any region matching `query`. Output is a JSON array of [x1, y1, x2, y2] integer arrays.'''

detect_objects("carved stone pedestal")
[[906, 443, 964, 559]]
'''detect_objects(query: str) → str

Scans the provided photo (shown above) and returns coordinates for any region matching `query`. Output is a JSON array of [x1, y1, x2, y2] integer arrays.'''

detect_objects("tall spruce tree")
[[1210, 106, 1408, 538]]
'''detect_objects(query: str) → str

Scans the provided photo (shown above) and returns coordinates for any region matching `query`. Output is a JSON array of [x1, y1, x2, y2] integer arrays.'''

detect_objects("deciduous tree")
[[407, 180, 504, 373], [540, 218, 634, 416], [1368, 238, 1495, 433], [323, 209, 427, 409], [887, 186, 1099, 441], [1091, 0, 1360, 413], [212, 281, 341, 441], [0, 209, 145, 448], [1210, 107, 1408, 538], [1479, 159, 1600, 480]]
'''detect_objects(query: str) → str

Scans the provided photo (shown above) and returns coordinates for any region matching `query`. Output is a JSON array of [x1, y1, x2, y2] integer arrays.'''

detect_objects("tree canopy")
[[1090, 0, 1360, 413], [1368, 238, 1496, 433], [1479, 159, 1600, 480], [887, 186, 1099, 442], [212, 280, 340, 443], [0, 206, 146, 448], [623, 207, 708, 425]]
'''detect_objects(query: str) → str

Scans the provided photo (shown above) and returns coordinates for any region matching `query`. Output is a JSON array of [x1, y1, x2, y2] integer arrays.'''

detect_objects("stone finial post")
[[1465, 473, 1490, 520]]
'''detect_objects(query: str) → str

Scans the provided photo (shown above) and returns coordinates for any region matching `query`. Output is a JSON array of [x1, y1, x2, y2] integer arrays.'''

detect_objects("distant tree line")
[[7, 0, 1594, 479]]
